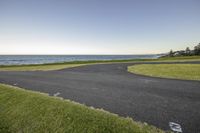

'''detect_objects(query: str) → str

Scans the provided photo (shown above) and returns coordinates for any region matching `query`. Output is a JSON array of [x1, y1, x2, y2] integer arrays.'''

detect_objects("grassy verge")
[[0, 59, 152, 71], [0, 56, 199, 71], [0, 64, 86, 71], [158, 55, 200, 60], [0, 84, 164, 133], [128, 64, 200, 81]]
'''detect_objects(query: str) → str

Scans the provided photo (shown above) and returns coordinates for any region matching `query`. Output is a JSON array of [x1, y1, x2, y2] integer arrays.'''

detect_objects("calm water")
[[0, 55, 159, 65]]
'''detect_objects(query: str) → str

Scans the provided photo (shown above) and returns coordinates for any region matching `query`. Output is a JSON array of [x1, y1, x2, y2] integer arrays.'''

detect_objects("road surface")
[[0, 62, 200, 133]]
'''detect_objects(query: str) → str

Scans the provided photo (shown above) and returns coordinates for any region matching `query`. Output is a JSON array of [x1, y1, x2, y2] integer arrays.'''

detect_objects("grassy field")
[[0, 59, 153, 71], [128, 64, 200, 81], [0, 56, 199, 71], [158, 55, 200, 60], [0, 84, 164, 133], [0, 64, 86, 71]]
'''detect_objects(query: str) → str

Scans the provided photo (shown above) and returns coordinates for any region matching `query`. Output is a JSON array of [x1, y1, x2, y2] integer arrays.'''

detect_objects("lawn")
[[0, 84, 164, 133], [0, 56, 199, 71], [0, 64, 86, 71], [128, 64, 200, 81], [0, 59, 151, 71], [158, 55, 200, 60]]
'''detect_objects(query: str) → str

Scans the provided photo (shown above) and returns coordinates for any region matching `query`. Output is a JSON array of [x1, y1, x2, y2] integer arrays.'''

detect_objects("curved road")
[[0, 62, 200, 133]]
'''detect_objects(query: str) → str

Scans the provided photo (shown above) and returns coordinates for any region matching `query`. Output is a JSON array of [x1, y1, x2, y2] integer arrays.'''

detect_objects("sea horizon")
[[0, 54, 160, 65]]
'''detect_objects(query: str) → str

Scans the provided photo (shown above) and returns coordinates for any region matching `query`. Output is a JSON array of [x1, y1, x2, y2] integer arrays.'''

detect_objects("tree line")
[[168, 43, 200, 57]]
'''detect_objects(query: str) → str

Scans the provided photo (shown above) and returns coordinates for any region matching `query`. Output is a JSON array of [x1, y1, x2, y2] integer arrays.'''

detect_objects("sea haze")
[[0, 55, 159, 65]]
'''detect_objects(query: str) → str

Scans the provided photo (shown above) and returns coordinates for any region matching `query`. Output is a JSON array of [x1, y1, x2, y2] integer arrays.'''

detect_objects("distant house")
[[173, 50, 186, 56], [162, 43, 200, 57]]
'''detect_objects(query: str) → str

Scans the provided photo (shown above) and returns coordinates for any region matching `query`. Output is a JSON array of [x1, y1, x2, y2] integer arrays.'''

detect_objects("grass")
[[128, 64, 200, 81], [0, 56, 199, 71], [158, 55, 200, 60], [0, 84, 164, 133], [0, 59, 152, 71], [0, 64, 86, 71]]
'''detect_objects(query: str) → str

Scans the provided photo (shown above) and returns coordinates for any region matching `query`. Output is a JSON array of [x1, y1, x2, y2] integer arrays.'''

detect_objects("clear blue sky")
[[0, 0, 200, 55]]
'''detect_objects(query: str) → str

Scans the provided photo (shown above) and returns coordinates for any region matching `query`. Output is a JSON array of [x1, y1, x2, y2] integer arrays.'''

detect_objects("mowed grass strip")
[[0, 84, 164, 133], [158, 55, 200, 60], [128, 64, 200, 81], [0, 64, 86, 71], [0, 56, 199, 71]]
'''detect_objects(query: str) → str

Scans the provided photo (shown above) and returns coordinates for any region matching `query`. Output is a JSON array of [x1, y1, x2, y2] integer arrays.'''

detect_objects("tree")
[[194, 43, 200, 55], [185, 47, 191, 55], [169, 49, 174, 57]]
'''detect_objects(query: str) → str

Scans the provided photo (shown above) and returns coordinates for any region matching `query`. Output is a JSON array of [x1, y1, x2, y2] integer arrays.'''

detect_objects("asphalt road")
[[0, 62, 200, 133]]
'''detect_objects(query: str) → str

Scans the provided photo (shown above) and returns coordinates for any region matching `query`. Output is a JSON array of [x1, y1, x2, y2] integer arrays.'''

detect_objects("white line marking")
[[53, 92, 61, 97], [169, 122, 182, 133]]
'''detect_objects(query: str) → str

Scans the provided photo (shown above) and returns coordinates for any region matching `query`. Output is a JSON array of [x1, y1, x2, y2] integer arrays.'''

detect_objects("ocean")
[[0, 55, 159, 65]]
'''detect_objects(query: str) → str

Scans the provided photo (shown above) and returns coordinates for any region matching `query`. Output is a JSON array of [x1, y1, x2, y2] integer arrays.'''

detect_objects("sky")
[[0, 0, 200, 55]]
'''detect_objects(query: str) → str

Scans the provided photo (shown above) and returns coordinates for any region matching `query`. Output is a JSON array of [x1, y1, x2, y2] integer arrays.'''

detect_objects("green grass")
[[128, 64, 200, 81], [0, 56, 199, 71], [158, 55, 200, 60], [0, 84, 164, 133], [0, 60, 151, 71], [0, 64, 86, 71]]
